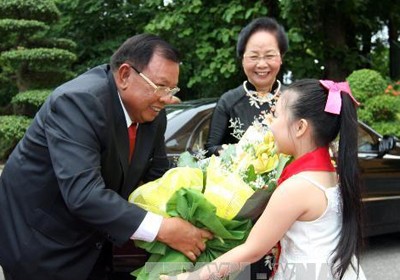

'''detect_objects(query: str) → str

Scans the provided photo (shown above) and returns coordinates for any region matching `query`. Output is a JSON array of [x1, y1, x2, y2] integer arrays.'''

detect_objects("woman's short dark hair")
[[110, 33, 180, 72], [236, 17, 289, 59]]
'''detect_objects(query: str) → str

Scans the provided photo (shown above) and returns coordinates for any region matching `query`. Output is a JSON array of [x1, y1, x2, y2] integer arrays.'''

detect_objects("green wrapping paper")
[[132, 188, 252, 279]]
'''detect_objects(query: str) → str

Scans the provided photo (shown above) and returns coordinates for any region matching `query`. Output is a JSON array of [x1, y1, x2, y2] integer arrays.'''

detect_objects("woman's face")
[[242, 30, 282, 92]]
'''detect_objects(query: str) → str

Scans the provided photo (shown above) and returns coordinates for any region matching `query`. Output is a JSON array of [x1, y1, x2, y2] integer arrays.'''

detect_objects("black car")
[[113, 98, 400, 274]]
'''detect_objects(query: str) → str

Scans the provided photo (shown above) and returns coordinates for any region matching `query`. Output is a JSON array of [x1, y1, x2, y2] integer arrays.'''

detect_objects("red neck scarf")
[[278, 146, 335, 186], [271, 146, 335, 276]]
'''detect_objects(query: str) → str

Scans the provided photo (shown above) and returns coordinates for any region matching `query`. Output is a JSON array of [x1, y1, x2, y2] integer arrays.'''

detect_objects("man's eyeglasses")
[[129, 65, 180, 97], [243, 51, 281, 64]]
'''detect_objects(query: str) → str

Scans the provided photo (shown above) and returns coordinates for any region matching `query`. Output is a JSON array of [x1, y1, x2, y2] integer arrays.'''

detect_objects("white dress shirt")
[[119, 94, 163, 242]]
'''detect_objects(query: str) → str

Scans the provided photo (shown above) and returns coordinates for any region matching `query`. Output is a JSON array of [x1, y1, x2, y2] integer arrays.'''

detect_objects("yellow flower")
[[252, 153, 279, 174], [232, 150, 253, 174], [255, 131, 274, 154]]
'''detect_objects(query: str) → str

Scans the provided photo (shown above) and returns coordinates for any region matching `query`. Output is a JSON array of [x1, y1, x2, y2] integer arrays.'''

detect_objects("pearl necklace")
[[243, 80, 281, 109]]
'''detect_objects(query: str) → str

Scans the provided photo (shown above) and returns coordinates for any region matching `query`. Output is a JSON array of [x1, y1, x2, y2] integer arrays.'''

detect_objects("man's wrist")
[[131, 212, 163, 242]]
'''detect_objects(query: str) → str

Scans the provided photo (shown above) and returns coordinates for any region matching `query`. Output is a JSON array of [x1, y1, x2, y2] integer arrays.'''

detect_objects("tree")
[[50, 0, 395, 97], [53, 0, 152, 75], [0, 0, 77, 92], [377, 0, 400, 80], [140, 0, 279, 99], [0, 0, 77, 160], [281, 0, 376, 80]]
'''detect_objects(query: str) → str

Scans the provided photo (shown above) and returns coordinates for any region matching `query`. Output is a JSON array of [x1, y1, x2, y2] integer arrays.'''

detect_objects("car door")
[[358, 123, 400, 236]]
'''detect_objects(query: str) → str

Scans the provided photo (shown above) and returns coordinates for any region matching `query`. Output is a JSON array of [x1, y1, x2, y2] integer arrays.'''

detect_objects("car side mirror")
[[378, 135, 398, 158]]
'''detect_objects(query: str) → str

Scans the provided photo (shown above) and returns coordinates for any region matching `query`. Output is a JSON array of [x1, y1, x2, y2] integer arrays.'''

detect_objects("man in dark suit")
[[0, 34, 212, 280]]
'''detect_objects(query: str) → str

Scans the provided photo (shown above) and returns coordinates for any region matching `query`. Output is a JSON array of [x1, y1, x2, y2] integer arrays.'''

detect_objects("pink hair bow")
[[319, 80, 360, 115]]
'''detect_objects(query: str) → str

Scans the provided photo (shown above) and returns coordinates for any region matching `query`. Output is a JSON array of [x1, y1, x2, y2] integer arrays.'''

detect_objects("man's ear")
[[115, 64, 131, 91], [295, 119, 308, 137]]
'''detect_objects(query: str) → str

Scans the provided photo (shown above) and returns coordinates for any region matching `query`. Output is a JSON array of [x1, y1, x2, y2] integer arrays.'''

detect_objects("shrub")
[[1, 48, 77, 70], [0, 0, 60, 23], [11, 89, 51, 117], [347, 69, 387, 103], [385, 81, 400, 96], [346, 69, 400, 138], [358, 94, 400, 124], [0, 74, 17, 108], [0, 115, 32, 161], [0, 48, 76, 89], [0, 18, 48, 34], [371, 121, 400, 138]]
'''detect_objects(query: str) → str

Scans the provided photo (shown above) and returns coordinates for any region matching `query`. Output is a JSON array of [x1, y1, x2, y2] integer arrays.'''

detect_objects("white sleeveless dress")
[[273, 175, 366, 280]]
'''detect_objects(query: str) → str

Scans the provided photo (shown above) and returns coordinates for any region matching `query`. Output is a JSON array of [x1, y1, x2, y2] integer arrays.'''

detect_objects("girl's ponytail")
[[333, 93, 362, 279]]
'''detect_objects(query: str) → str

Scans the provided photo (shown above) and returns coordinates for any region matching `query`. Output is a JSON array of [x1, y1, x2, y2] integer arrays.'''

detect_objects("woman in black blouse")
[[205, 17, 289, 156]]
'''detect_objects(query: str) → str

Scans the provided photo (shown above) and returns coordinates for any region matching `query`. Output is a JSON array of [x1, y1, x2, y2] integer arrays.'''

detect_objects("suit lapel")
[[121, 122, 155, 199], [108, 69, 129, 177]]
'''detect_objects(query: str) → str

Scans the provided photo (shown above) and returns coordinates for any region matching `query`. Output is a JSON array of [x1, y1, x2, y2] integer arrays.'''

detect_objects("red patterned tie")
[[128, 123, 137, 162]]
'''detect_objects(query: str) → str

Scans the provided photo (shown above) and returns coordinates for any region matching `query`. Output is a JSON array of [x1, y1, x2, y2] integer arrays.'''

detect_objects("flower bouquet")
[[128, 121, 291, 279]]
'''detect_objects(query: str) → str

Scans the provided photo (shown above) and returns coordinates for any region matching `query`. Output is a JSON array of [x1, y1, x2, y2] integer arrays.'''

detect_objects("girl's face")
[[270, 96, 295, 155], [242, 30, 282, 92]]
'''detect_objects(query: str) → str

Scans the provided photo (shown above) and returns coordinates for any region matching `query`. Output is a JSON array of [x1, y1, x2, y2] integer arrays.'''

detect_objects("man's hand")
[[156, 217, 213, 261]]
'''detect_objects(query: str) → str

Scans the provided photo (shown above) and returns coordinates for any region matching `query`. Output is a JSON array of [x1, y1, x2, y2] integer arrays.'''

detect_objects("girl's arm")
[[161, 177, 312, 280]]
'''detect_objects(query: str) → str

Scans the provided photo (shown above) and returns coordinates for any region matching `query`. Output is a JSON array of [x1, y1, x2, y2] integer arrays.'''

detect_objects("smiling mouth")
[[256, 71, 269, 76]]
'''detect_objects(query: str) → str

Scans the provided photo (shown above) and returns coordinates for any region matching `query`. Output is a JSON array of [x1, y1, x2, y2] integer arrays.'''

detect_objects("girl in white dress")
[[161, 79, 366, 280]]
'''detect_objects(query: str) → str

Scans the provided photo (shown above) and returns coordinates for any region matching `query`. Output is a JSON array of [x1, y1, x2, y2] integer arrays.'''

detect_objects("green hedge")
[[0, 0, 60, 23], [371, 120, 400, 138], [11, 89, 51, 117], [347, 69, 387, 103], [0, 73, 17, 107], [0, 48, 77, 70], [36, 38, 77, 52], [0, 48, 77, 89], [0, 18, 48, 34], [347, 68, 400, 138], [358, 94, 399, 123], [0, 115, 32, 160]]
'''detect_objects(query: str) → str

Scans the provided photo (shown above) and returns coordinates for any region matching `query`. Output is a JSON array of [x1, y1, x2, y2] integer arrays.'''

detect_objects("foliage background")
[[0, 0, 399, 161]]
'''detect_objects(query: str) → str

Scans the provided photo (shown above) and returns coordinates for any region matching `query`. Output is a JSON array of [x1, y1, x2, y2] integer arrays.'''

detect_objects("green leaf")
[[243, 164, 257, 183], [177, 151, 199, 168]]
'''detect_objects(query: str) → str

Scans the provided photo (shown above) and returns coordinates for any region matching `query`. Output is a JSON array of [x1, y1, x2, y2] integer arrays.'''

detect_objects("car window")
[[190, 117, 211, 153], [358, 126, 378, 152], [329, 123, 379, 157], [166, 132, 193, 154], [165, 105, 213, 156]]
